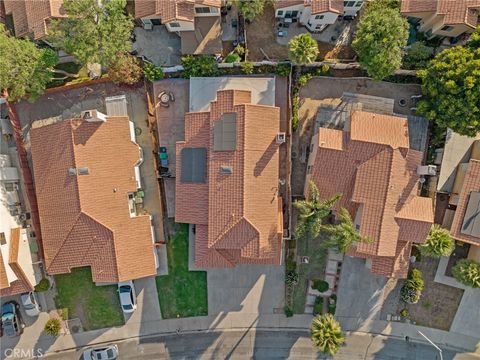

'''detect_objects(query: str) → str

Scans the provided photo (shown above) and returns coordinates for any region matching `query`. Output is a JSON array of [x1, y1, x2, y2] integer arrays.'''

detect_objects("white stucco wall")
[[343, 0, 364, 17], [275, 3, 305, 18], [166, 20, 194, 32], [305, 11, 339, 31]]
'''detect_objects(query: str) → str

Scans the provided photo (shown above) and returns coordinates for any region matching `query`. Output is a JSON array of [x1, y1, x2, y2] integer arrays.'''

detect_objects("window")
[[344, 1, 355, 6], [315, 15, 324, 20], [277, 10, 284, 16], [307, 165, 313, 174], [441, 25, 453, 32], [355, 1, 363, 6], [0, 232, 6, 245], [195, 6, 211, 13], [169, 22, 180, 28]]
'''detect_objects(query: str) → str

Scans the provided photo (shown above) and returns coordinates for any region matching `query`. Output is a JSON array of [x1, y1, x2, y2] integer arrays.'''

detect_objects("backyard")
[[156, 223, 208, 318], [54, 267, 124, 331]]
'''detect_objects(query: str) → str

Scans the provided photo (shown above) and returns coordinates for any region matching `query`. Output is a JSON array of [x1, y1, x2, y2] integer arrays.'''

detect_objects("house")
[[175, 89, 284, 267], [274, 0, 364, 32], [30, 112, 158, 283], [0, 123, 39, 296], [134, 0, 222, 55], [401, 0, 480, 40], [2, 0, 66, 39], [437, 131, 480, 261], [306, 107, 434, 278]]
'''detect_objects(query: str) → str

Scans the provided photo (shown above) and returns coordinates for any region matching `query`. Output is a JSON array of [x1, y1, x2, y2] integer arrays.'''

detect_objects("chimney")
[[81, 110, 107, 123]]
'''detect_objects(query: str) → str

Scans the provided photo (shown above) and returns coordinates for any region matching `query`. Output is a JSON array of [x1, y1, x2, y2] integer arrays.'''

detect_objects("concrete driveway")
[[123, 277, 162, 331], [336, 257, 388, 328]]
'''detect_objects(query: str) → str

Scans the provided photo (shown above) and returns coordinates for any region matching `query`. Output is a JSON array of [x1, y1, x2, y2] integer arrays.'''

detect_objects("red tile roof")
[[176, 90, 283, 267], [401, 0, 480, 28], [274, 0, 344, 14], [450, 160, 480, 245], [30, 117, 157, 282], [3, 0, 66, 39], [309, 110, 433, 278], [134, 0, 221, 22]]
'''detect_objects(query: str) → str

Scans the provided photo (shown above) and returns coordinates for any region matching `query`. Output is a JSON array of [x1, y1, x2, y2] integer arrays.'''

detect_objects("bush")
[[312, 279, 329, 293], [224, 53, 241, 63], [321, 64, 330, 75], [233, 44, 247, 57], [313, 296, 324, 315], [143, 63, 164, 82], [44, 318, 61, 336], [181, 55, 217, 78], [284, 306, 293, 317], [286, 254, 297, 272], [286, 271, 299, 286], [298, 73, 313, 87], [292, 89, 299, 130], [275, 63, 291, 77], [452, 259, 480, 288], [241, 61, 254, 74], [107, 54, 143, 85], [401, 268, 424, 304], [34, 278, 50, 292], [59, 308, 69, 321], [402, 41, 432, 70], [400, 308, 409, 317]]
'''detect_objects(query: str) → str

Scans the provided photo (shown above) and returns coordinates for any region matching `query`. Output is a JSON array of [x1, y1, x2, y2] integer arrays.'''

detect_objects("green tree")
[[417, 32, 480, 137], [418, 224, 455, 258], [310, 314, 345, 355], [49, 0, 133, 67], [0, 24, 58, 101], [294, 182, 340, 242], [235, 0, 265, 22], [352, 5, 408, 80], [107, 54, 143, 85], [452, 259, 480, 288], [288, 34, 319, 65], [181, 55, 217, 78], [402, 41, 432, 70], [322, 208, 371, 254], [143, 63, 164, 82]]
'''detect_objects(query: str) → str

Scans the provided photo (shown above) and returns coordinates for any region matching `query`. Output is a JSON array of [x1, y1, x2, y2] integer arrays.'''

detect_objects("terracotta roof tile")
[[31, 117, 156, 282], [134, 0, 221, 22], [309, 110, 433, 278], [310, 0, 344, 14], [176, 90, 283, 267]]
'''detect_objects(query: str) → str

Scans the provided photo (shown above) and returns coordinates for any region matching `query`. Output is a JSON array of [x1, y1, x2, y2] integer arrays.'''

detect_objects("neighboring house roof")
[[3, 0, 66, 39], [401, 0, 480, 28], [450, 160, 480, 245], [30, 117, 156, 283], [274, 0, 344, 14], [179, 15, 222, 54], [135, 0, 221, 22], [175, 90, 283, 268], [310, 110, 433, 278]]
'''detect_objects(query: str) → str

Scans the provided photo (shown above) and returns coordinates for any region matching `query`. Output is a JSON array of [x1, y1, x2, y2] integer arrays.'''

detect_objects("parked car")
[[117, 281, 137, 313], [20, 292, 41, 317], [1, 302, 23, 337], [82, 344, 119, 360]]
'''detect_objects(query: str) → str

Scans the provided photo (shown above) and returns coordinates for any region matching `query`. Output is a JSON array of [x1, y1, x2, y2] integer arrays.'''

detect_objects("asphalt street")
[[40, 330, 479, 360]]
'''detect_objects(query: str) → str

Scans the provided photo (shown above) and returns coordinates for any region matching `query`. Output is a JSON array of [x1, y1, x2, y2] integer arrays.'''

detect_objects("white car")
[[117, 280, 137, 313], [82, 345, 118, 360], [20, 292, 41, 317]]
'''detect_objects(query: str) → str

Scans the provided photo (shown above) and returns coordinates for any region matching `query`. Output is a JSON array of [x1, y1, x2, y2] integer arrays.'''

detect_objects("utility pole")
[[417, 331, 443, 360]]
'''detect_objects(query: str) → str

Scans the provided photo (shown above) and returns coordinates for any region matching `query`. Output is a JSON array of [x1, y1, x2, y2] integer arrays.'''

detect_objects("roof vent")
[[68, 168, 77, 176], [81, 109, 107, 122], [276, 132, 286, 144], [220, 166, 233, 174], [78, 167, 89, 175]]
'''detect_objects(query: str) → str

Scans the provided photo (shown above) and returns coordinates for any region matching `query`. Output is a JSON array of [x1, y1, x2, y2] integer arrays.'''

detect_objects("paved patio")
[[132, 26, 182, 66]]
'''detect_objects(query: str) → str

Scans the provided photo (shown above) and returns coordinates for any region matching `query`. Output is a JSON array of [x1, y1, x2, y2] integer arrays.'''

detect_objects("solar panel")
[[181, 147, 207, 183], [461, 191, 480, 238], [214, 113, 236, 151]]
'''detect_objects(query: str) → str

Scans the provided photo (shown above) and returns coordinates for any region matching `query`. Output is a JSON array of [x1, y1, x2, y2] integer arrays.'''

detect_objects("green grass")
[[156, 223, 208, 318], [54, 267, 124, 330]]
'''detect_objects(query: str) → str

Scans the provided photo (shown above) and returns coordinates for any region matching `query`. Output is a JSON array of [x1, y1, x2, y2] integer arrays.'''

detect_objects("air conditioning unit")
[[81, 109, 107, 123], [276, 132, 286, 144], [143, 22, 153, 31], [417, 165, 437, 176]]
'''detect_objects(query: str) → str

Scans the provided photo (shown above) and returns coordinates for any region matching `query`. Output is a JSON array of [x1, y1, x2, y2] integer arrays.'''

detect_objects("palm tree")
[[322, 207, 371, 253], [418, 224, 455, 258], [288, 33, 319, 64], [294, 182, 341, 242], [452, 259, 480, 288], [310, 314, 345, 355]]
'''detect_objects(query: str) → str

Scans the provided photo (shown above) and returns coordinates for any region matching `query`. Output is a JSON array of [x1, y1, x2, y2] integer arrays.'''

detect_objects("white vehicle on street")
[[82, 345, 119, 360]]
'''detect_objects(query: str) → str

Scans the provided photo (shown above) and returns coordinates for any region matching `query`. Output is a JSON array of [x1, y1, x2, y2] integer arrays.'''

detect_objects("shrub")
[[402, 41, 432, 70], [224, 53, 241, 63], [107, 54, 143, 85], [328, 303, 336, 315], [143, 63, 164, 82], [419, 224, 455, 258], [34, 278, 50, 292], [313, 296, 324, 315], [59, 308, 69, 321], [286, 271, 299, 285], [312, 279, 329, 293], [275, 63, 291, 77], [286, 254, 297, 272], [452, 259, 480, 288], [298, 73, 313, 87], [292, 90, 299, 130], [241, 61, 254, 74], [233, 45, 246, 57], [44, 318, 61, 336], [181, 55, 217, 78], [284, 306, 293, 317], [321, 64, 330, 75], [400, 308, 409, 317], [401, 268, 424, 304]]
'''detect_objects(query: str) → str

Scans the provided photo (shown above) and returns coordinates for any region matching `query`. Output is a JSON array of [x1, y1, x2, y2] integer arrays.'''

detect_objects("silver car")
[[117, 280, 137, 313], [82, 345, 118, 360], [20, 292, 41, 317]]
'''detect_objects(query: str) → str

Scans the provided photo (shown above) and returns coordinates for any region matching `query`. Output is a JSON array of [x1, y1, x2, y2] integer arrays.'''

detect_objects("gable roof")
[[3, 0, 66, 39], [176, 90, 283, 267], [134, 0, 221, 22], [401, 0, 480, 28], [30, 117, 156, 282], [274, 0, 343, 14], [309, 110, 433, 278]]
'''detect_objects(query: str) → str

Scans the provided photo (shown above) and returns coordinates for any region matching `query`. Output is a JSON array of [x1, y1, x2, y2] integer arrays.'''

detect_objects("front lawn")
[[54, 267, 124, 330], [156, 223, 208, 318]]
